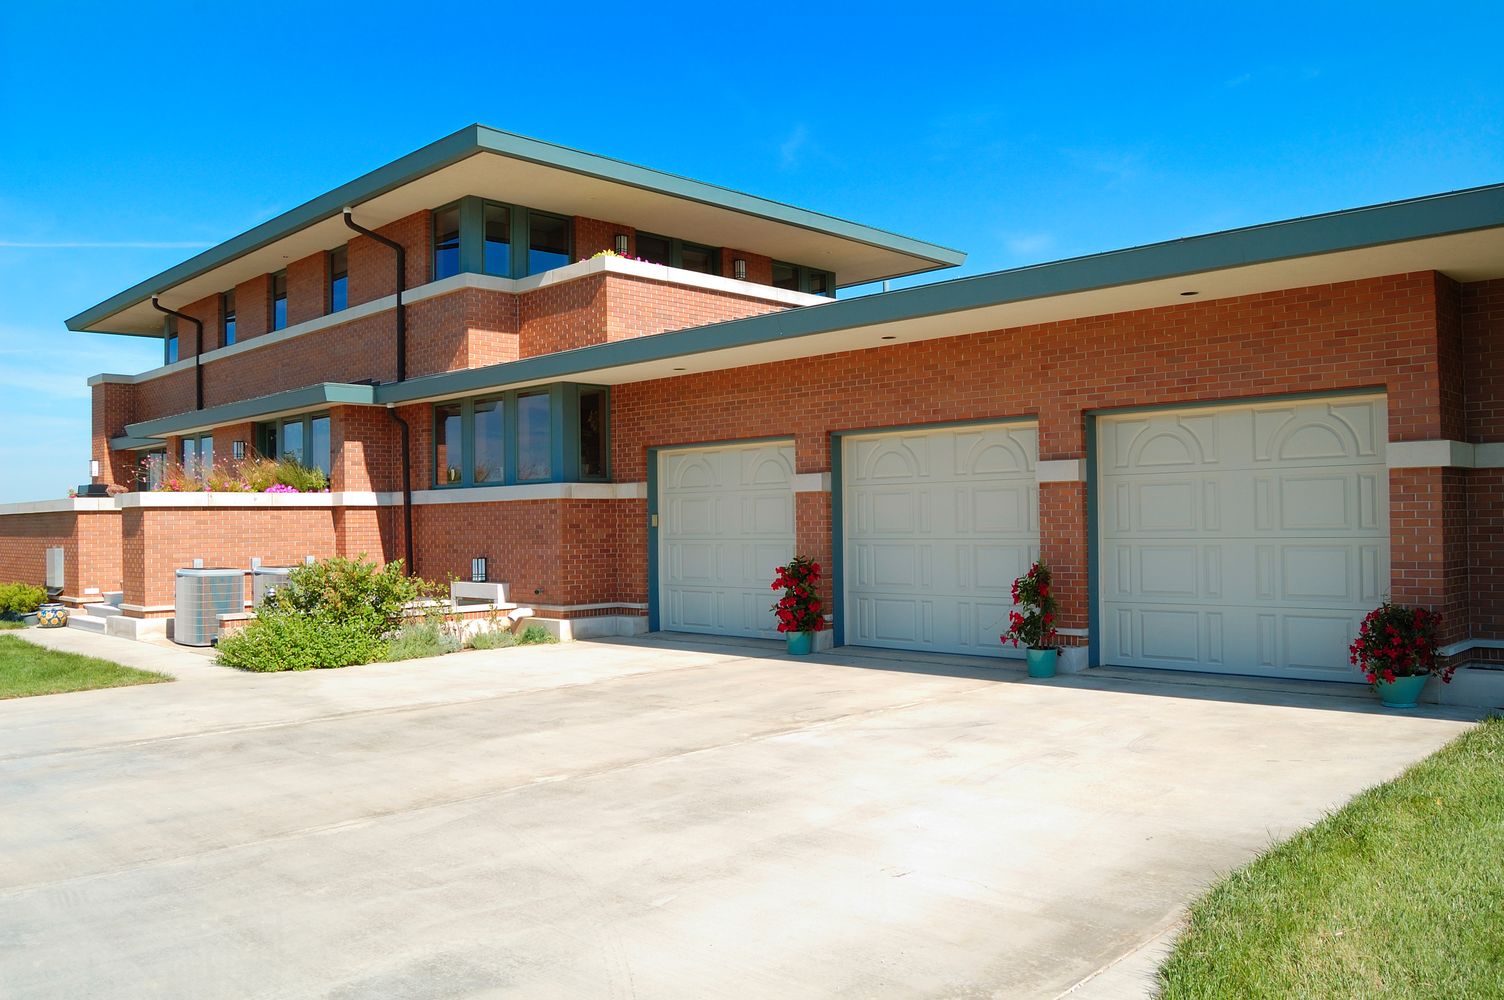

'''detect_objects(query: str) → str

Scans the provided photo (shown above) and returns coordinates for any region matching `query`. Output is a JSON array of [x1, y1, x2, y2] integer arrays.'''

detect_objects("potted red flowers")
[[770, 556, 826, 655], [1348, 603, 1452, 708], [1002, 561, 1059, 677]]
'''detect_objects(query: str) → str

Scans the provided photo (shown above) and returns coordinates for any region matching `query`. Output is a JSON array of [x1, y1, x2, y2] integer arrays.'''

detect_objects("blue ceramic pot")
[[786, 631, 814, 655], [1375, 673, 1429, 709], [1026, 647, 1058, 678]]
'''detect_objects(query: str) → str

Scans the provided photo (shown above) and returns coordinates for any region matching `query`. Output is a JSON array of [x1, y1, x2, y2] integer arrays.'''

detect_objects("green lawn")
[[1159, 716, 1504, 999], [0, 621, 25, 630], [0, 635, 172, 699]]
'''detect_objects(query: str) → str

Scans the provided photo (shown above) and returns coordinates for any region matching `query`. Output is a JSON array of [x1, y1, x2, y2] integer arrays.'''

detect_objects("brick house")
[[3, 124, 1503, 692]]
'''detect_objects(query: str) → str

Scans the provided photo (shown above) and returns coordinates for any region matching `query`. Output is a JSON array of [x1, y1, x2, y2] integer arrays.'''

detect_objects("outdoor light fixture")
[[89, 459, 101, 478], [472, 557, 487, 583], [614, 234, 629, 254], [232, 440, 247, 460], [733, 258, 747, 280]]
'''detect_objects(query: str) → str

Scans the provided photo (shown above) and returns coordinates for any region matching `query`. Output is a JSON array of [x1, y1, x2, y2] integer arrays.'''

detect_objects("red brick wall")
[[120, 506, 338, 609], [612, 271, 1452, 634], [575, 217, 633, 259], [286, 251, 328, 327], [720, 249, 773, 286], [349, 210, 430, 305], [0, 510, 122, 602], [235, 273, 273, 341], [1462, 278, 1504, 642], [92, 381, 137, 487]]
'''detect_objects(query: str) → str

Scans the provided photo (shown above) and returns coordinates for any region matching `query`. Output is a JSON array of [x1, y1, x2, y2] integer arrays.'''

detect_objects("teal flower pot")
[[786, 631, 814, 656], [1026, 647, 1058, 678], [1375, 673, 1429, 709]]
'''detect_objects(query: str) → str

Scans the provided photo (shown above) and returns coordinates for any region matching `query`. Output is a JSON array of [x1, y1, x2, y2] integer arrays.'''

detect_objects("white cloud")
[[779, 125, 810, 169], [0, 240, 207, 249], [1003, 233, 1056, 259]]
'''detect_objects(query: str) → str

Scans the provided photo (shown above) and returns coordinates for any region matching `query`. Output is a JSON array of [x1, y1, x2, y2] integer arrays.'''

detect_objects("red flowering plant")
[[1348, 603, 1452, 685], [770, 556, 827, 634], [1002, 560, 1059, 650]]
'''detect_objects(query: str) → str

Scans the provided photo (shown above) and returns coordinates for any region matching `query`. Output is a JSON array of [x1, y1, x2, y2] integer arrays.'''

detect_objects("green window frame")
[[432, 196, 576, 281], [163, 317, 179, 365], [431, 384, 609, 488], [635, 231, 721, 274], [257, 413, 332, 475], [772, 260, 836, 297]]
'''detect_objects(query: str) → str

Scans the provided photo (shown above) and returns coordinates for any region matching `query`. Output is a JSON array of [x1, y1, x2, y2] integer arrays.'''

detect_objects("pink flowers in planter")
[[264, 484, 301, 494]]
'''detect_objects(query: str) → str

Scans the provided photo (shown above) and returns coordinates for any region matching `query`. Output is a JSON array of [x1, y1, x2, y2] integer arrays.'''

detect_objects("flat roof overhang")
[[118, 181, 1504, 443], [70, 125, 965, 338]]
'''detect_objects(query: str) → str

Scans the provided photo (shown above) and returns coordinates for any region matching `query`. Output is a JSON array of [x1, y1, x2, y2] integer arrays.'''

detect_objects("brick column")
[[1038, 480, 1088, 640]]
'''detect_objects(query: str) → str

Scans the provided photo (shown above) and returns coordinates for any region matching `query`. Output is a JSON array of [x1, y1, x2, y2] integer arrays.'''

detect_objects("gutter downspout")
[[342, 209, 415, 575], [149, 297, 204, 411]]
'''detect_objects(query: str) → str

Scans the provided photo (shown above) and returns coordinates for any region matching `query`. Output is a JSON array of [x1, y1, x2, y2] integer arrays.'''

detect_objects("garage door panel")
[[1100, 397, 1387, 681], [845, 424, 1038, 658], [660, 443, 794, 639]]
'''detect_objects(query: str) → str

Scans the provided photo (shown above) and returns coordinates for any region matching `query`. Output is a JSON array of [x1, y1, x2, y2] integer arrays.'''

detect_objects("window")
[[265, 414, 331, 474], [771, 260, 835, 297], [434, 204, 461, 280], [181, 435, 212, 477], [309, 416, 330, 475], [679, 242, 716, 275], [431, 385, 605, 487], [222, 290, 237, 346], [434, 403, 463, 485], [527, 212, 571, 275], [483, 203, 511, 277], [636, 232, 671, 265], [474, 398, 504, 483], [329, 247, 348, 313], [142, 450, 167, 490], [578, 388, 607, 480], [164, 318, 179, 365], [272, 271, 288, 331], [280, 418, 304, 466], [771, 261, 798, 291]]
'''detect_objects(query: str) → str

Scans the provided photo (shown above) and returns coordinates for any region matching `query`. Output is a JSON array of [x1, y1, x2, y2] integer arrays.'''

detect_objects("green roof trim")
[[67, 124, 964, 333], [375, 180, 1504, 404], [123, 383, 376, 441]]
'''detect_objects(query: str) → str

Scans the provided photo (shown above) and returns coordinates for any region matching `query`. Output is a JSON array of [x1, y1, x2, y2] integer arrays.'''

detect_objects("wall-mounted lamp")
[[614, 234, 630, 254], [733, 258, 747, 281], [232, 440, 247, 460], [89, 459, 101, 480], [472, 556, 488, 583]]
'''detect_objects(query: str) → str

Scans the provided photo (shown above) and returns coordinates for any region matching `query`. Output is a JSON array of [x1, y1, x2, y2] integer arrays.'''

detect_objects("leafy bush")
[[217, 556, 439, 671], [146, 454, 328, 494], [0, 582, 47, 617], [384, 623, 462, 661], [263, 556, 434, 638], [216, 615, 385, 671], [517, 625, 557, 645], [469, 627, 517, 650]]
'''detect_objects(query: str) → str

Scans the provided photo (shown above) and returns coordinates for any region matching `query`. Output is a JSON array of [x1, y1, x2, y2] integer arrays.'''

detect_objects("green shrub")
[[0, 582, 47, 617], [216, 616, 385, 671], [384, 623, 461, 662], [517, 625, 557, 645], [263, 556, 434, 638], [468, 627, 517, 650]]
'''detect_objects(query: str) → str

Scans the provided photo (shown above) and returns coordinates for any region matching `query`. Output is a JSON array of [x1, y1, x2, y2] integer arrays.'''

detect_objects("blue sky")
[[2, 2, 1501, 502]]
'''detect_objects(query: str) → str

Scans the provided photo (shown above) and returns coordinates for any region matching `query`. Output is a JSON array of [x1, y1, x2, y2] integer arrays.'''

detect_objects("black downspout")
[[342, 209, 415, 575], [150, 297, 204, 411]]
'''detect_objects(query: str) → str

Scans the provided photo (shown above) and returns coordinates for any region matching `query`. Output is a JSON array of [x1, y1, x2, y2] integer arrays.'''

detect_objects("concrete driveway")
[[0, 630, 1481, 999]]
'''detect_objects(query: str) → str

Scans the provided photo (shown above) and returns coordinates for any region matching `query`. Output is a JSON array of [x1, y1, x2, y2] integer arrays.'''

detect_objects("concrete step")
[[102, 591, 124, 608], [66, 614, 107, 634], [77, 603, 123, 619]]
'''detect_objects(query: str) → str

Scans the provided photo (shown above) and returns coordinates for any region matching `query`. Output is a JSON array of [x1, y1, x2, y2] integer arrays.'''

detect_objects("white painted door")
[[658, 442, 796, 638], [1098, 396, 1388, 681], [843, 424, 1039, 657]]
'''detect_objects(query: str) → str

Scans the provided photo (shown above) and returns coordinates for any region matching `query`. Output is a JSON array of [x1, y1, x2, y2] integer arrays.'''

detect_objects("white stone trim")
[[1475, 442, 1504, 468], [1440, 637, 1504, 657], [86, 258, 825, 388], [411, 481, 645, 505], [117, 491, 342, 509], [1387, 439, 1474, 469], [118, 604, 175, 614], [792, 472, 831, 493], [533, 602, 650, 612], [0, 498, 117, 516], [1036, 459, 1085, 483]]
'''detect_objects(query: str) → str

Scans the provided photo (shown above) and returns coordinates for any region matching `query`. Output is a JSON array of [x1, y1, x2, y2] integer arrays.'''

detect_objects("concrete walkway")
[[0, 630, 1484, 998]]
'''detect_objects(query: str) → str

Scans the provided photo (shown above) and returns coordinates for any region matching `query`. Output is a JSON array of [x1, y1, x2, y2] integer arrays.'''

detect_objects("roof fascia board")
[[124, 383, 376, 440]]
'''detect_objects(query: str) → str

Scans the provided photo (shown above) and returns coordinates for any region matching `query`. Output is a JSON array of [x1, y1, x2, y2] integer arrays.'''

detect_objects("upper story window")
[[772, 260, 836, 297], [329, 246, 348, 313], [272, 271, 288, 330], [483, 203, 511, 277], [222, 291, 237, 346], [635, 232, 718, 274], [434, 205, 461, 280], [527, 212, 570, 275], [164, 318, 179, 365], [431, 385, 607, 488]]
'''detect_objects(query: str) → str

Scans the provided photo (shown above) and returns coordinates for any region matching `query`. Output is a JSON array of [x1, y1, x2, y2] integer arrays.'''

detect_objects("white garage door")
[[658, 441, 795, 638], [844, 423, 1038, 657], [1099, 396, 1388, 681]]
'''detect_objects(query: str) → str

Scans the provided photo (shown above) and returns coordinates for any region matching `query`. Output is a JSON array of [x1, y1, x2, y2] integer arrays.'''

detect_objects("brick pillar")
[[1389, 467, 1469, 647], [91, 380, 136, 488], [1038, 481, 1088, 642]]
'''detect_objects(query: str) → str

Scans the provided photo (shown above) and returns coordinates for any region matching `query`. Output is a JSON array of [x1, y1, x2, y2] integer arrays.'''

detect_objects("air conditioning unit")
[[252, 566, 297, 608], [173, 568, 245, 646]]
